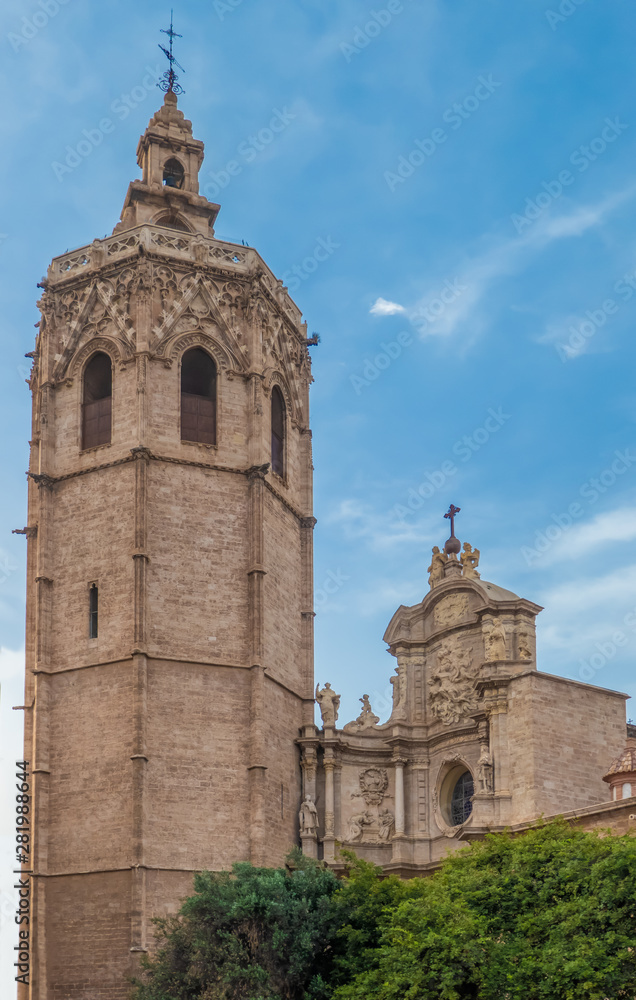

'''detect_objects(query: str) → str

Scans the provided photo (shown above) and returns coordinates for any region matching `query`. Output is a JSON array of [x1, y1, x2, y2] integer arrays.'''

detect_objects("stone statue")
[[354, 694, 380, 729], [460, 542, 481, 579], [299, 794, 319, 835], [428, 546, 447, 588], [347, 810, 371, 843], [517, 627, 532, 660], [315, 682, 340, 727], [390, 664, 407, 720], [477, 745, 494, 793], [378, 809, 395, 841], [484, 617, 507, 661]]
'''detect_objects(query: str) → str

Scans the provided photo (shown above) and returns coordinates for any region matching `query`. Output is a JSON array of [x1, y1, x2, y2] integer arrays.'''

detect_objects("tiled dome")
[[603, 740, 636, 781]]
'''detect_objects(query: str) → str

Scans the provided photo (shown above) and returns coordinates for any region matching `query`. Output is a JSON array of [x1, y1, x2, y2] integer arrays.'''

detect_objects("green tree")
[[334, 821, 636, 1000], [131, 850, 339, 1000]]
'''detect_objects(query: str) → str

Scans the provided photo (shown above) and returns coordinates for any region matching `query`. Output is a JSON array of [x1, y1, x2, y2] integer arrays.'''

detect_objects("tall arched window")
[[271, 386, 286, 477], [181, 348, 217, 444], [82, 352, 112, 449]]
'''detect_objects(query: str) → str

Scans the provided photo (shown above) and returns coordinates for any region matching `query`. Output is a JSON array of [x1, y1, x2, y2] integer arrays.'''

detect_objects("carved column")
[[394, 761, 405, 835], [478, 680, 513, 826], [323, 753, 336, 863]]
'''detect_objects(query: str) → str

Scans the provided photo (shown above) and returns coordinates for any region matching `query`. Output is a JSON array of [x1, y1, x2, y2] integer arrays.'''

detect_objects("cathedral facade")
[[20, 90, 635, 1000]]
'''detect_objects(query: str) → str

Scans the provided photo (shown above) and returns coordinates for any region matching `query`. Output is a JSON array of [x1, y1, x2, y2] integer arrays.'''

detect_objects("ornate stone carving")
[[315, 682, 340, 727], [298, 795, 319, 835], [484, 617, 507, 661], [427, 546, 447, 588], [429, 638, 477, 725], [346, 810, 371, 842], [344, 694, 380, 732], [516, 625, 533, 660], [357, 767, 389, 805], [378, 809, 395, 841], [434, 594, 468, 629], [460, 542, 480, 579]]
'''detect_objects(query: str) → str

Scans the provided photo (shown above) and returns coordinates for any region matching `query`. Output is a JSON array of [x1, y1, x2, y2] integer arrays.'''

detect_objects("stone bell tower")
[[21, 88, 316, 999]]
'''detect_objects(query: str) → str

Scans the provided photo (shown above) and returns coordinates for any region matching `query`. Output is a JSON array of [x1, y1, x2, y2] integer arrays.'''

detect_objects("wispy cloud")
[[378, 187, 636, 342], [370, 297, 406, 316], [328, 498, 439, 551], [537, 505, 636, 566]]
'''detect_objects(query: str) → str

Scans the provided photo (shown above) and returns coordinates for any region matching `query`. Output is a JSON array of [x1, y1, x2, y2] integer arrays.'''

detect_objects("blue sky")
[[2, 0, 636, 990]]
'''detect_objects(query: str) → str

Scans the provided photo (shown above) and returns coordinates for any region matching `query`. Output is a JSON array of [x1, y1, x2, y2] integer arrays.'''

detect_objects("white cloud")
[[533, 505, 636, 567], [327, 499, 439, 551], [370, 297, 405, 316], [406, 187, 636, 342]]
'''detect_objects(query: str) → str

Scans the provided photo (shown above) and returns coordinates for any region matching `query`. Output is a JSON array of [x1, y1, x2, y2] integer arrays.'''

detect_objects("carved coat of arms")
[[357, 767, 389, 805]]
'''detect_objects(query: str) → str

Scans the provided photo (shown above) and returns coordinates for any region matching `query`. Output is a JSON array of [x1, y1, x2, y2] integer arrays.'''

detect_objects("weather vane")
[[158, 10, 185, 96]]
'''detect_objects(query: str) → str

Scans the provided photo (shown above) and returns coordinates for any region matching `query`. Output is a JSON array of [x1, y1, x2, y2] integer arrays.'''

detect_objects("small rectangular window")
[[89, 585, 98, 639]]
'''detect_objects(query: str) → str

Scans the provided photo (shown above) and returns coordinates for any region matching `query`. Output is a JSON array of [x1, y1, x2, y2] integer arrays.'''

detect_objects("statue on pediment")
[[315, 682, 340, 727], [428, 546, 447, 588], [460, 542, 481, 579]]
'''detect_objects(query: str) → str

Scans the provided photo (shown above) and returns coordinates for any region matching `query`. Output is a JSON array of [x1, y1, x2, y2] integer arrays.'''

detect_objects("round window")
[[450, 770, 474, 826]]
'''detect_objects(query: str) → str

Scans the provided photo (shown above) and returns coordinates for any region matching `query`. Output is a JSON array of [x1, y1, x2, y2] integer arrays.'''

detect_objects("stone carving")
[[299, 795, 319, 835], [484, 618, 507, 661], [434, 594, 469, 629], [460, 542, 481, 579], [352, 694, 380, 730], [427, 546, 447, 588], [315, 683, 340, 727], [390, 664, 407, 720], [477, 745, 494, 793], [347, 810, 371, 842], [517, 625, 533, 660], [429, 638, 477, 725], [357, 767, 389, 805], [378, 809, 395, 841]]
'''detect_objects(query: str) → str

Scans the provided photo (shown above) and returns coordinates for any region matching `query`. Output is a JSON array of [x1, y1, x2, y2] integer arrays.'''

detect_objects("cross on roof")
[[444, 504, 461, 536]]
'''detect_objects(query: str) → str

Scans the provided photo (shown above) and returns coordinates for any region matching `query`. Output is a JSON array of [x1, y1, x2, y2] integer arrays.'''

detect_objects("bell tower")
[[21, 86, 316, 999]]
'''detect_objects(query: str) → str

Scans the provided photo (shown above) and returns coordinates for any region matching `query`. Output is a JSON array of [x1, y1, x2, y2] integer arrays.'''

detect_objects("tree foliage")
[[132, 823, 636, 1000], [131, 849, 339, 1000], [334, 821, 636, 1000]]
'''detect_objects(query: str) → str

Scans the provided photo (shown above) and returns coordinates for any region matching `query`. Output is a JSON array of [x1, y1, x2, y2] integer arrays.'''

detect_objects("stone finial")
[[315, 682, 340, 727], [345, 694, 380, 732]]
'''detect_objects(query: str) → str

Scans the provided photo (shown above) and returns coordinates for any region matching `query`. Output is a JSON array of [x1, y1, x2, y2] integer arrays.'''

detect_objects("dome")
[[473, 579, 521, 602], [603, 740, 636, 780]]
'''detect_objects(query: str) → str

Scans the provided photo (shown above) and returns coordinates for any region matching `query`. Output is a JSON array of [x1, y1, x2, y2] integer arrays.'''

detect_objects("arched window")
[[181, 348, 217, 445], [82, 352, 112, 449], [271, 386, 286, 477], [450, 771, 474, 826], [163, 158, 185, 188], [155, 213, 191, 233]]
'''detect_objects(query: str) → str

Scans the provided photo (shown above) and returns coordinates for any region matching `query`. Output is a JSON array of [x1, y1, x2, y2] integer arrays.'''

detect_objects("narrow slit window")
[[82, 352, 112, 449], [271, 386, 286, 477], [181, 348, 217, 445], [89, 585, 98, 639]]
